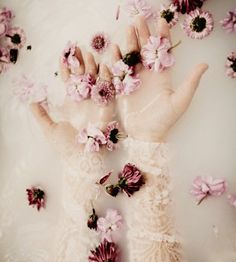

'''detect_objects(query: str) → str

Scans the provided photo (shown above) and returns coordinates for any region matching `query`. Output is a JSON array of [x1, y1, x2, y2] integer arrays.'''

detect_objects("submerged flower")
[[141, 36, 175, 72], [76, 123, 107, 152], [112, 59, 141, 95], [182, 9, 214, 39], [90, 32, 109, 53], [91, 79, 115, 106], [104, 121, 124, 151], [159, 4, 179, 28], [97, 209, 123, 242], [172, 0, 206, 14], [0, 47, 10, 73], [227, 193, 236, 207], [220, 9, 236, 33], [88, 239, 119, 262], [118, 163, 145, 197], [67, 74, 95, 102], [26, 187, 45, 211], [226, 52, 236, 79], [61, 41, 80, 74], [5, 27, 26, 49], [87, 208, 99, 230], [125, 0, 153, 20], [190, 176, 227, 205]]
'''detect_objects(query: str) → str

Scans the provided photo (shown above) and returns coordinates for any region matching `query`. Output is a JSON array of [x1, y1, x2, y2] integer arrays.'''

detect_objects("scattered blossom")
[[227, 193, 236, 207], [90, 32, 109, 53], [87, 208, 99, 230], [104, 121, 124, 151], [220, 9, 236, 33], [158, 4, 179, 28], [0, 7, 13, 38], [182, 9, 214, 39], [125, 0, 154, 20], [172, 0, 206, 14], [5, 27, 26, 49], [0, 47, 10, 73], [26, 187, 45, 211]]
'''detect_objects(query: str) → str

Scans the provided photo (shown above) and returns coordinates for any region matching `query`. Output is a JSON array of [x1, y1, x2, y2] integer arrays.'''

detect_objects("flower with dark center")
[[172, 0, 206, 14], [159, 4, 178, 28], [26, 187, 45, 211], [87, 208, 98, 230], [182, 9, 214, 39], [220, 9, 236, 33], [90, 32, 109, 54], [88, 239, 119, 262], [6, 27, 26, 49], [122, 51, 141, 67], [226, 52, 236, 78]]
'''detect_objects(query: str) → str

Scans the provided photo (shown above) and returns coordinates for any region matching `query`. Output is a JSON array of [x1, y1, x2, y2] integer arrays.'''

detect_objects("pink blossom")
[[226, 51, 236, 78], [90, 32, 109, 54], [5, 27, 26, 49], [125, 0, 153, 20], [97, 209, 123, 242], [0, 47, 10, 73], [0, 20, 8, 38], [104, 121, 121, 151], [172, 0, 206, 14], [158, 4, 179, 28], [0, 7, 13, 38], [190, 176, 227, 205], [141, 36, 175, 72], [26, 187, 45, 211], [227, 193, 236, 207], [220, 9, 236, 33]]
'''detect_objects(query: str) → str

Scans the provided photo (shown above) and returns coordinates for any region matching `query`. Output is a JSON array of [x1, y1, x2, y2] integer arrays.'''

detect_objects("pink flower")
[[220, 9, 236, 33], [111, 60, 141, 95], [89, 239, 119, 262], [104, 121, 124, 151], [0, 7, 13, 38], [61, 41, 80, 75], [5, 27, 26, 49], [190, 176, 227, 205], [182, 9, 214, 39], [172, 0, 206, 14], [26, 187, 45, 211], [125, 0, 153, 20], [97, 209, 123, 242], [0, 47, 10, 73], [141, 36, 175, 72], [91, 79, 115, 106], [227, 194, 236, 207], [66, 74, 95, 102], [76, 124, 107, 153], [158, 4, 179, 28], [90, 32, 109, 54], [226, 52, 236, 79]]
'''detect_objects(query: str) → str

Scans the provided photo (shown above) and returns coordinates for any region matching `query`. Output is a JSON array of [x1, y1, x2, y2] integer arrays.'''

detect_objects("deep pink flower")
[[91, 79, 115, 106], [90, 32, 109, 54], [227, 194, 236, 207], [190, 176, 227, 205], [182, 9, 214, 39], [118, 163, 145, 197], [220, 9, 236, 33], [87, 208, 99, 230], [141, 36, 175, 72], [104, 121, 124, 151], [5, 27, 26, 49], [26, 187, 45, 211], [226, 52, 236, 79], [0, 47, 10, 73], [88, 239, 119, 262], [97, 209, 123, 242], [172, 0, 206, 14], [159, 4, 179, 28], [125, 0, 153, 20]]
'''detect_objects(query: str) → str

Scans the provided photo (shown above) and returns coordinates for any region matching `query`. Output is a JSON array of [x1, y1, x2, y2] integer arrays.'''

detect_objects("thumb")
[[171, 63, 208, 114]]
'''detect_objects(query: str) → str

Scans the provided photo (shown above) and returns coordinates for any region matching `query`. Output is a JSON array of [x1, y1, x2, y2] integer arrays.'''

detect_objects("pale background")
[[0, 0, 235, 261]]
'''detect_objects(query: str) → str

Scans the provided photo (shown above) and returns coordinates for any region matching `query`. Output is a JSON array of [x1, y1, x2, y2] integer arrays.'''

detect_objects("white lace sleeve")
[[123, 137, 184, 262]]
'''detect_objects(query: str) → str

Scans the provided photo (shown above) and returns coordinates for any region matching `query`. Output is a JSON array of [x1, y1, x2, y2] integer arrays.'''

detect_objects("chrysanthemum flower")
[[220, 9, 236, 33], [0, 47, 10, 73], [91, 79, 115, 106], [26, 187, 45, 211], [159, 4, 179, 28], [125, 0, 153, 20], [226, 52, 236, 79], [172, 0, 206, 14], [104, 121, 125, 151], [97, 209, 123, 242], [182, 9, 214, 39], [5, 27, 26, 49], [141, 36, 175, 72], [88, 239, 119, 262], [87, 208, 99, 230], [90, 32, 109, 54]]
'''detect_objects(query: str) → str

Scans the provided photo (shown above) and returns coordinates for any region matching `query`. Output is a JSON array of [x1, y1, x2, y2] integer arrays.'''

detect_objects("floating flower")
[[220, 9, 236, 33], [190, 176, 227, 205], [88, 239, 119, 262], [90, 32, 109, 54], [87, 208, 99, 230], [141, 36, 175, 72], [0, 7, 13, 22], [118, 163, 145, 197], [125, 0, 153, 20], [67, 74, 95, 102], [5, 27, 26, 49], [111, 59, 141, 95], [61, 41, 80, 75], [182, 9, 214, 39], [172, 0, 206, 14], [0, 47, 10, 73], [97, 209, 123, 242], [91, 79, 115, 106], [26, 187, 45, 211], [226, 52, 236, 79], [104, 121, 124, 151], [76, 123, 107, 152], [0, 20, 8, 38], [159, 4, 179, 28], [227, 193, 236, 207]]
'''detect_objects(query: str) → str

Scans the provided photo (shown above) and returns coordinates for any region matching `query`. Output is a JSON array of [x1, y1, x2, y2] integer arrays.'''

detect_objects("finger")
[[126, 25, 139, 53], [99, 63, 112, 81], [74, 47, 85, 75], [157, 18, 171, 43], [171, 63, 208, 114], [135, 15, 150, 47], [84, 52, 97, 76], [60, 60, 70, 82], [112, 44, 122, 63], [30, 103, 56, 133]]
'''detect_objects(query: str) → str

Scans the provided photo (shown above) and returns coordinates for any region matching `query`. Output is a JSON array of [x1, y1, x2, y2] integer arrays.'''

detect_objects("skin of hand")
[[112, 16, 208, 143], [31, 50, 115, 155]]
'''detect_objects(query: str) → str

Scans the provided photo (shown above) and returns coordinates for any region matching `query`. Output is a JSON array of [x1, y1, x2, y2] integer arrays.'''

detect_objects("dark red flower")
[[88, 239, 119, 262], [26, 187, 45, 211], [87, 208, 98, 230], [172, 0, 206, 14], [118, 163, 145, 197], [98, 171, 113, 185]]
